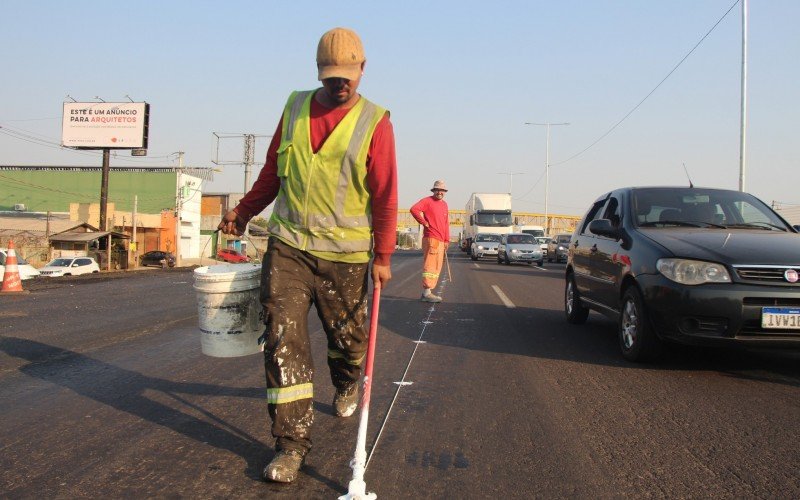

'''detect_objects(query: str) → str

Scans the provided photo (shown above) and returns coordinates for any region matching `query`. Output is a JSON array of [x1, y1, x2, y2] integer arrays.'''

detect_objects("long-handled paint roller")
[[444, 245, 452, 283], [339, 283, 382, 500]]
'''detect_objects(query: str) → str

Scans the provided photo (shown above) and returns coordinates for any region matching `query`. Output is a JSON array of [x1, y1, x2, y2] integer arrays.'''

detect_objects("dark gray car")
[[565, 186, 800, 362]]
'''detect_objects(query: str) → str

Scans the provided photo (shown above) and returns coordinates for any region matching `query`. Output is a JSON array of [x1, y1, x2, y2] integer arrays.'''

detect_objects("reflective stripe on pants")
[[422, 237, 446, 290]]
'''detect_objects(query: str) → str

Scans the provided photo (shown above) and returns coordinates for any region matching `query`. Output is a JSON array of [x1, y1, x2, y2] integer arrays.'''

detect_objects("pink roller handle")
[[361, 283, 381, 406]]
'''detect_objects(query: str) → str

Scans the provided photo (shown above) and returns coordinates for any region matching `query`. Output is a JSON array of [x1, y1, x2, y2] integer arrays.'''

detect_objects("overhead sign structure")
[[62, 102, 149, 149]]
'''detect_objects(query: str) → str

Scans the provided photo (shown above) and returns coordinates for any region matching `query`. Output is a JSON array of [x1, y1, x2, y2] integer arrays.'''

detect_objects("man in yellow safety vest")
[[218, 27, 398, 484]]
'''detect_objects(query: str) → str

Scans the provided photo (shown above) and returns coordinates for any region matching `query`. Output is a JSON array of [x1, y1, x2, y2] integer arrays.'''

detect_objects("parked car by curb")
[[140, 251, 176, 268], [217, 248, 250, 263], [0, 248, 40, 280], [39, 257, 100, 277]]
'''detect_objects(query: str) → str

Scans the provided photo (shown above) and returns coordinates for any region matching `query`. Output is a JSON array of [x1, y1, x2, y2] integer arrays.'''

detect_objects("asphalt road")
[[1, 250, 799, 498]]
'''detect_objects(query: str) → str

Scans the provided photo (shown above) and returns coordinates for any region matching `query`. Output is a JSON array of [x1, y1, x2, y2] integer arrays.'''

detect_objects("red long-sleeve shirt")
[[234, 92, 398, 265], [410, 196, 450, 243]]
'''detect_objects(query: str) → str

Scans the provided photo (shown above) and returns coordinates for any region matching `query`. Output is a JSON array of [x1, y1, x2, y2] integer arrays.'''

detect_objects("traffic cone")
[[1, 240, 26, 294]]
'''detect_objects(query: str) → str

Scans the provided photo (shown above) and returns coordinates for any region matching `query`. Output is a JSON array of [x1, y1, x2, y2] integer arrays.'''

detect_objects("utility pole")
[[99, 148, 110, 231], [525, 122, 570, 235], [738, 0, 749, 192], [132, 195, 138, 268], [175, 152, 184, 267], [243, 134, 256, 194]]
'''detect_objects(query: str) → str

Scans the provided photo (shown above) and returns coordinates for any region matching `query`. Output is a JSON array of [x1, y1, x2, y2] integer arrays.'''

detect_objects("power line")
[[0, 123, 173, 162], [551, 0, 741, 167]]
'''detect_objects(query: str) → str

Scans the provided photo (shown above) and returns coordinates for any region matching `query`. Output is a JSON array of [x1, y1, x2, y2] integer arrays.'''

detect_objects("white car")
[[535, 237, 549, 258], [0, 248, 41, 280], [39, 257, 100, 277]]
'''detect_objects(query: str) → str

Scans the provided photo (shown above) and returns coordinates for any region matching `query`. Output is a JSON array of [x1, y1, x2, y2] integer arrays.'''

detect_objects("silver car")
[[547, 234, 572, 263], [497, 233, 544, 266], [470, 233, 501, 260]]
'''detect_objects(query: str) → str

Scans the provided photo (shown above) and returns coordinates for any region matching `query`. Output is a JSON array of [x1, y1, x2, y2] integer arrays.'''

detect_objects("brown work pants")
[[422, 237, 446, 290], [260, 238, 369, 454]]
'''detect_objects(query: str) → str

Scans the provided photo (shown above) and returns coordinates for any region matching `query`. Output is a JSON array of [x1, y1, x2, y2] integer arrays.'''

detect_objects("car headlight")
[[511, 248, 519, 253], [656, 258, 731, 285], [477, 245, 485, 250]]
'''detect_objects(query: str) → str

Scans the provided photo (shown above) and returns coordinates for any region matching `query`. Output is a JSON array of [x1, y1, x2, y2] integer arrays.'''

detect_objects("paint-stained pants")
[[422, 237, 446, 290], [260, 238, 369, 454]]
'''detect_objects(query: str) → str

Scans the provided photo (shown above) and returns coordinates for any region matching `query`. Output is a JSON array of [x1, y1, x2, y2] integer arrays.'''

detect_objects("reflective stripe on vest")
[[266, 382, 314, 404], [268, 90, 387, 253]]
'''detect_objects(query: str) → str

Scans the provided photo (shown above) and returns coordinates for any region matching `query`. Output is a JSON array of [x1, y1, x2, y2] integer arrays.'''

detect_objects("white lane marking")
[[492, 285, 516, 308], [366, 276, 446, 469]]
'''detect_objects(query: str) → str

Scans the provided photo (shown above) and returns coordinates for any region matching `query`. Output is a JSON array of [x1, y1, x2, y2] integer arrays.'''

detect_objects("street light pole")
[[497, 171, 525, 196], [175, 151, 184, 268], [525, 122, 569, 235], [738, 0, 748, 192]]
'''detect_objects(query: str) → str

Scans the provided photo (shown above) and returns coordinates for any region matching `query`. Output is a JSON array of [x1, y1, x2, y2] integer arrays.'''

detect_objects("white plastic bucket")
[[193, 263, 264, 357]]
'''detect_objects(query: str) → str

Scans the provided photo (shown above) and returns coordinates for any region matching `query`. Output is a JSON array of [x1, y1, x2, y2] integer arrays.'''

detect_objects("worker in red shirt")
[[218, 27, 397, 484], [410, 180, 450, 302]]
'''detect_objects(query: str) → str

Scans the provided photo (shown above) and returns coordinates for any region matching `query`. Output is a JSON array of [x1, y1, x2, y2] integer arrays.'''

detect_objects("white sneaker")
[[421, 291, 442, 303]]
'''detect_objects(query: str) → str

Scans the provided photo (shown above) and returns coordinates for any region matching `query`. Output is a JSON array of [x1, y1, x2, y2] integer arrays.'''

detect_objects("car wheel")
[[537, 260, 544, 267], [619, 286, 662, 362], [565, 273, 589, 324]]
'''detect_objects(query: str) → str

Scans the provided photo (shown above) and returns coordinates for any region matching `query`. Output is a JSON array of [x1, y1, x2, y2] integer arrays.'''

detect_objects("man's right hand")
[[218, 210, 247, 236]]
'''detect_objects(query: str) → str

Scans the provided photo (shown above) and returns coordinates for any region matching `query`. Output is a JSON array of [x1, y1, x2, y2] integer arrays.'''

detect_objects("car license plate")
[[762, 307, 800, 329]]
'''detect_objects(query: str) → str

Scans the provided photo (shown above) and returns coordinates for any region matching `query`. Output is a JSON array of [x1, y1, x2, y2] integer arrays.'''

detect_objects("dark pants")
[[260, 238, 369, 454]]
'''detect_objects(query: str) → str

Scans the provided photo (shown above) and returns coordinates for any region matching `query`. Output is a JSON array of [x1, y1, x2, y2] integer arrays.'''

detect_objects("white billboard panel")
[[62, 102, 149, 149]]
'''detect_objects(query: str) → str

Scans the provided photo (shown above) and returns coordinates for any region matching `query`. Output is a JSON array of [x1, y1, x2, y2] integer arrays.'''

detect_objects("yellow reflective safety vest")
[[268, 90, 388, 262]]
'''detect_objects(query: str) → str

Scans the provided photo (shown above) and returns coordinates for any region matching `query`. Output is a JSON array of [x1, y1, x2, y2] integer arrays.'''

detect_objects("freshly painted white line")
[[492, 285, 516, 308]]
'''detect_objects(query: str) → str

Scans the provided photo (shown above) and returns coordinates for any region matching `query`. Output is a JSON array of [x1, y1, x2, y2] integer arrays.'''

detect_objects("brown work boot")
[[333, 383, 359, 417], [262, 449, 305, 483]]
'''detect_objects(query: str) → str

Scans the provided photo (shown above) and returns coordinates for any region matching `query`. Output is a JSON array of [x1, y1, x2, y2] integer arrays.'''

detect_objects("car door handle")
[[590, 244, 598, 253]]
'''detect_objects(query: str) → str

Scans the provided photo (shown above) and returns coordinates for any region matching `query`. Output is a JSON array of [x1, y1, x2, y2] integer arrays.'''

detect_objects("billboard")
[[62, 102, 149, 149]]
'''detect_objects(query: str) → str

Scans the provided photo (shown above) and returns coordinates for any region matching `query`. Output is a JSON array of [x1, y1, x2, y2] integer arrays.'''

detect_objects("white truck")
[[462, 193, 514, 255], [515, 225, 545, 238]]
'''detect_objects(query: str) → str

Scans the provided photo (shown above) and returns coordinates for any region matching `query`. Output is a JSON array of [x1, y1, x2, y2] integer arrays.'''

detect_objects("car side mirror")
[[589, 219, 621, 240]]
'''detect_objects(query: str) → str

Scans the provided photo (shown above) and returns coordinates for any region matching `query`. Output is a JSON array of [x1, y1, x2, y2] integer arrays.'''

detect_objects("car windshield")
[[475, 212, 513, 227], [476, 234, 501, 242], [633, 188, 790, 230], [48, 259, 73, 267], [535, 237, 549, 244], [508, 235, 535, 244], [557, 235, 571, 243]]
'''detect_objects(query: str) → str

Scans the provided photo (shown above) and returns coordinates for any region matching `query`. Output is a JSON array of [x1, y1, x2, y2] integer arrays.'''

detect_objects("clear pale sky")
[[2, 1, 798, 216]]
